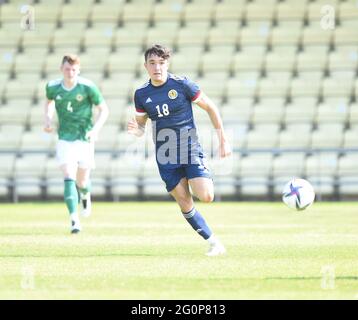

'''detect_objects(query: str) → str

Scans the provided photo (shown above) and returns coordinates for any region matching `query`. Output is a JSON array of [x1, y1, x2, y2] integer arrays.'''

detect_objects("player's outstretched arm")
[[86, 101, 109, 142], [195, 92, 232, 158], [44, 100, 55, 133], [127, 115, 148, 138]]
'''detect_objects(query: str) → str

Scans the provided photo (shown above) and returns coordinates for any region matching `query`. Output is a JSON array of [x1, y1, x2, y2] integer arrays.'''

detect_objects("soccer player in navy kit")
[[128, 45, 232, 256]]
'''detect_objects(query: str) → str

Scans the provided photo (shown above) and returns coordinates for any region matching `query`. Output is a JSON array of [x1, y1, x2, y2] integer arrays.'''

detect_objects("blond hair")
[[61, 54, 80, 66]]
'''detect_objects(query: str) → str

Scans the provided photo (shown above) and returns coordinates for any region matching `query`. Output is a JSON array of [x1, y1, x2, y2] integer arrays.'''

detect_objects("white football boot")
[[70, 213, 82, 234], [80, 193, 91, 218], [206, 235, 226, 257]]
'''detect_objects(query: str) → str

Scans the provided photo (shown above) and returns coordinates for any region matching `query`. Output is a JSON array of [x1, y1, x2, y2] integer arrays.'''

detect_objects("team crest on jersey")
[[76, 94, 84, 102], [168, 89, 178, 100]]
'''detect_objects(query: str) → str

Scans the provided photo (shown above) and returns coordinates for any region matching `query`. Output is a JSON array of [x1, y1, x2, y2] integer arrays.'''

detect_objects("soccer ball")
[[282, 178, 315, 211]]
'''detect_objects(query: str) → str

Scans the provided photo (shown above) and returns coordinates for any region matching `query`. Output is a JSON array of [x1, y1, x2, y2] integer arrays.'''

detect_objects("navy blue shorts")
[[158, 157, 212, 192]]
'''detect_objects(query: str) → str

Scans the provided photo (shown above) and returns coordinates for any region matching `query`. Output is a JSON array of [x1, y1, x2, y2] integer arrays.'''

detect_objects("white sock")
[[71, 212, 80, 223], [207, 234, 219, 245]]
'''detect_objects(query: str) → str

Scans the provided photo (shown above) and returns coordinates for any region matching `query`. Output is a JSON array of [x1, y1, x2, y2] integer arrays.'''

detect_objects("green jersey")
[[46, 76, 104, 141]]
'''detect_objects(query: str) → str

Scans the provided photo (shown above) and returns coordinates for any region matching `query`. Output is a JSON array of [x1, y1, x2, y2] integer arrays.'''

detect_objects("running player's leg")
[[59, 163, 81, 233], [188, 177, 214, 203], [186, 166, 226, 256], [76, 141, 95, 217], [76, 167, 91, 217], [56, 140, 81, 233], [170, 178, 215, 246]]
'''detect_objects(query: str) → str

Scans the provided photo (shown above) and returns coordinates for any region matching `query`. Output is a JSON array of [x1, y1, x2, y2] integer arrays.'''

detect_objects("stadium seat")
[[321, 76, 354, 99], [221, 98, 253, 126], [95, 124, 119, 152], [13, 50, 47, 74], [284, 97, 317, 124], [195, 76, 227, 100], [210, 155, 239, 198], [0, 22, 23, 48], [301, 26, 333, 46], [59, 1, 93, 23], [91, 153, 113, 198], [152, 2, 185, 23], [183, 2, 215, 23], [21, 22, 55, 49], [251, 98, 285, 124], [278, 124, 312, 149], [310, 124, 344, 149], [0, 99, 31, 125], [290, 76, 322, 98], [239, 22, 271, 47], [110, 155, 143, 199], [44, 156, 63, 198], [272, 152, 306, 195], [333, 25, 358, 46], [270, 23, 302, 48], [0, 154, 16, 198], [0, 124, 24, 152], [337, 154, 358, 198], [338, 1, 358, 20], [245, 0, 277, 22], [258, 73, 291, 98], [51, 23, 86, 52], [113, 26, 147, 49], [232, 47, 266, 73], [13, 154, 47, 199], [315, 98, 349, 124], [19, 130, 55, 153], [82, 26, 115, 50], [328, 46, 358, 72], [343, 127, 358, 149], [200, 50, 233, 74], [207, 21, 240, 48], [144, 24, 179, 49], [120, 3, 153, 24], [213, 0, 245, 22], [245, 124, 280, 149], [239, 153, 273, 197], [306, 0, 339, 26], [30, 3, 62, 23], [89, 3, 122, 24], [305, 152, 338, 184], [170, 52, 201, 75], [348, 103, 358, 127], [296, 46, 328, 72], [175, 26, 209, 48], [226, 72, 259, 98], [276, 1, 306, 21], [264, 47, 297, 73]]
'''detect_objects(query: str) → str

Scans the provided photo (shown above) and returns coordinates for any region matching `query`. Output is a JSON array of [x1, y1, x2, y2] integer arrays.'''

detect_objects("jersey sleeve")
[[88, 84, 104, 105], [46, 83, 54, 100], [182, 77, 202, 103], [134, 90, 147, 116]]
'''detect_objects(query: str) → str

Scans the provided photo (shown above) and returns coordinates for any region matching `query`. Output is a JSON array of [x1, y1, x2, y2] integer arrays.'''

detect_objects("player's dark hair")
[[62, 54, 80, 66], [144, 44, 171, 62]]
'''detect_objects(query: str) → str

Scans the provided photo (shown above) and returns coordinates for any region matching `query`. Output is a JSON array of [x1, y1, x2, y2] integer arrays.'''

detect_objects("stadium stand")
[[0, 0, 357, 201]]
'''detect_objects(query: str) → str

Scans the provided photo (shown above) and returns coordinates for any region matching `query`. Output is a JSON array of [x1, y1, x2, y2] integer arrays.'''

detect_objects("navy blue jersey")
[[134, 73, 204, 166]]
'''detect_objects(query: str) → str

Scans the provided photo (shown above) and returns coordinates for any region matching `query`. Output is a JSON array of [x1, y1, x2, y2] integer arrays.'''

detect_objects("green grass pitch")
[[0, 201, 358, 299]]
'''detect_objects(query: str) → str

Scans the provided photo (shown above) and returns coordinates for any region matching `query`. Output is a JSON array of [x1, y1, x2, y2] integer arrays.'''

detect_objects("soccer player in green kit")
[[44, 54, 109, 233]]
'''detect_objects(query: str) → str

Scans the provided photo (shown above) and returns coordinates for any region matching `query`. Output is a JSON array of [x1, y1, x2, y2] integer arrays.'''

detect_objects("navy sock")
[[182, 207, 213, 240]]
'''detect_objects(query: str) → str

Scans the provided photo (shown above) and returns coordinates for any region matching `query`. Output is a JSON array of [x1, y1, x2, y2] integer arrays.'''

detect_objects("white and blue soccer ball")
[[282, 178, 315, 211]]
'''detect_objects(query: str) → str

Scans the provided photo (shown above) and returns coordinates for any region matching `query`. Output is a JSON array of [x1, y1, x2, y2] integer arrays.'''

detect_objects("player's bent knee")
[[76, 180, 87, 189], [199, 192, 214, 203]]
